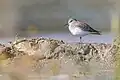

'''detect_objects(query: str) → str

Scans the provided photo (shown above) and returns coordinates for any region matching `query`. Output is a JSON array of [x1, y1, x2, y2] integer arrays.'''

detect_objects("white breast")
[[68, 25, 89, 37]]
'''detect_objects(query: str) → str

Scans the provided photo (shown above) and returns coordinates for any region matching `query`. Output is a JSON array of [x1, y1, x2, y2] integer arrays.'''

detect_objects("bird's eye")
[[70, 20, 73, 23]]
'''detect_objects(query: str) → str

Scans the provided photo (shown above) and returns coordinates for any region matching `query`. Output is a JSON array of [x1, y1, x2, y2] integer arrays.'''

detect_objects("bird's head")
[[68, 18, 77, 24], [64, 18, 77, 27]]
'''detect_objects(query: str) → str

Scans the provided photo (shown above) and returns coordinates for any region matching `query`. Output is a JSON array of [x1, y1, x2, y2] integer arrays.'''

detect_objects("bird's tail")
[[96, 31, 101, 35], [91, 30, 101, 35]]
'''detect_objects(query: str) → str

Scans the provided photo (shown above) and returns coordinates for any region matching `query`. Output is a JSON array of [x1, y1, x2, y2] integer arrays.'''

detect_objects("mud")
[[0, 37, 117, 80]]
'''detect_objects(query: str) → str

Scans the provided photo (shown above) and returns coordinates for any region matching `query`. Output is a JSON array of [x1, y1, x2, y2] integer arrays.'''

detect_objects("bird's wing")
[[77, 22, 99, 33]]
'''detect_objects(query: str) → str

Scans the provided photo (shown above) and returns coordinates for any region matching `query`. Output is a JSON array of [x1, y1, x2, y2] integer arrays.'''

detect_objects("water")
[[31, 32, 113, 44], [0, 32, 113, 45]]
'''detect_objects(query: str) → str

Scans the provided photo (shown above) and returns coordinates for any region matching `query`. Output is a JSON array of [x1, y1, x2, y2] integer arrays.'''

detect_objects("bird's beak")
[[64, 23, 68, 28]]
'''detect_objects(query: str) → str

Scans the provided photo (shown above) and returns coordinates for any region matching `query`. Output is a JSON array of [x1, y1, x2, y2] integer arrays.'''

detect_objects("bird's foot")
[[79, 40, 84, 44], [79, 37, 83, 44], [78, 42, 83, 44]]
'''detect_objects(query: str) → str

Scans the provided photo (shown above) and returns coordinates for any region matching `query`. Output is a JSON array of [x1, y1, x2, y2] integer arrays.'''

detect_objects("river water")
[[0, 32, 114, 44]]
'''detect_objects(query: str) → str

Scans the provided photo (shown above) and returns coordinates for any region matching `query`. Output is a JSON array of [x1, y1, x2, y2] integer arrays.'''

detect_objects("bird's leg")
[[79, 37, 82, 43], [78, 37, 83, 48]]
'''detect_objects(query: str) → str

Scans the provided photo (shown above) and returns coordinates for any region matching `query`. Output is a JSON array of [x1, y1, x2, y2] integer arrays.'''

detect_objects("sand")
[[0, 37, 117, 80]]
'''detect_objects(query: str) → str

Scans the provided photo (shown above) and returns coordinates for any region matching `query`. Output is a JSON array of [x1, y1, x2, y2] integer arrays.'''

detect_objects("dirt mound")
[[0, 38, 117, 80]]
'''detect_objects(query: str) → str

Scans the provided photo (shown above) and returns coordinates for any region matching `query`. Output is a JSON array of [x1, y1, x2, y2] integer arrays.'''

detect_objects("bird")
[[64, 18, 101, 43]]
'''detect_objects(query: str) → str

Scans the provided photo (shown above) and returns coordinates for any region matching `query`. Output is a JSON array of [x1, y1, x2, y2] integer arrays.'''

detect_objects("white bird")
[[65, 18, 101, 42]]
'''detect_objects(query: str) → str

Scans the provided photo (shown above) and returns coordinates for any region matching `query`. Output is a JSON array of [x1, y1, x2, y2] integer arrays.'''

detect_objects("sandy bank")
[[0, 37, 117, 80]]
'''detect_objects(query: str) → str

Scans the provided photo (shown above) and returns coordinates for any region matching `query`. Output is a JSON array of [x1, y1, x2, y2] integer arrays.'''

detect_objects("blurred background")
[[0, 0, 119, 43], [0, 1, 120, 80]]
